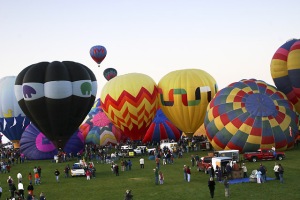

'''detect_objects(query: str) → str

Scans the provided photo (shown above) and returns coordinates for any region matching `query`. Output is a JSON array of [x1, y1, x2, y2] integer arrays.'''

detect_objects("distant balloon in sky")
[[205, 79, 298, 152], [14, 61, 97, 149], [0, 76, 30, 148], [101, 73, 159, 140], [270, 38, 300, 113], [90, 45, 107, 67], [103, 68, 117, 81], [158, 69, 218, 138]]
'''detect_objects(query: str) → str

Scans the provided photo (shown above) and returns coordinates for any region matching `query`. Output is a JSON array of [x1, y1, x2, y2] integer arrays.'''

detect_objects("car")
[[71, 161, 95, 177], [71, 163, 86, 177], [197, 156, 212, 173]]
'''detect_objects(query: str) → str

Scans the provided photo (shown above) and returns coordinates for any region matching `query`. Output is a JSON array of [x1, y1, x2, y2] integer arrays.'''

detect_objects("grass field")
[[1, 146, 300, 200]]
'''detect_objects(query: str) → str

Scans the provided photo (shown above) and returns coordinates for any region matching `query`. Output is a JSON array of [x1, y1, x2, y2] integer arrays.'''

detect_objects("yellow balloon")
[[158, 69, 217, 138], [100, 73, 159, 140]]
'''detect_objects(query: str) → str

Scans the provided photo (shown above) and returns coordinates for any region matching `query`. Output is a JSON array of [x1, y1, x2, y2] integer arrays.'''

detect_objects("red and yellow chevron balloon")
[[271, 38, 300, 113], [100, 73, 159, 140], [158, 69, 218, 138]]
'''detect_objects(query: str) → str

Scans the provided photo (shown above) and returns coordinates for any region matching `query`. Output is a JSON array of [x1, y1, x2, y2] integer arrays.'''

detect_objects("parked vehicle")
[[211, 157, 233, 176], [214, 150, 240, 162], [197, 156, 212, 173], [243, 148, 285, 162], [118, 148, 135, 158], [71, 161, 94, 177], [160, 142, 178, 153]]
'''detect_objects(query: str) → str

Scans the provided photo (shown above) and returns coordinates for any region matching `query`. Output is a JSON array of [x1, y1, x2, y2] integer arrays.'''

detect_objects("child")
[[28, 172, 32, 184]]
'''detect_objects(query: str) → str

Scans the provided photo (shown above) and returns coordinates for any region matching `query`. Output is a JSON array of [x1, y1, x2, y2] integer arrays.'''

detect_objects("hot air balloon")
[[90, 45, 107, 67], [142, 109, 182, 143], [0, 76, 31, 148], [204, 79, 298, 152], [14, 61, 97, 149], [270, 38, 300, 113], [158, 69, 218, 138], [20, 124, 84, 160], [81, 104, 123, 146], [101, 73, 159, 140], [103, 68, 117, 81]]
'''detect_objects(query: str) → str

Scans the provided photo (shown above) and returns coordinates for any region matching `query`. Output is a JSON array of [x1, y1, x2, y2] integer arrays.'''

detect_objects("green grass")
[[1, 146, 300, 200]]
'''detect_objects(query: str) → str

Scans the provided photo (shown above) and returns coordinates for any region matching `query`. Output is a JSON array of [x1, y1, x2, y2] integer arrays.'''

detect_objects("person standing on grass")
[[224, 176, 230, 197], [18, 180, 25, 199], [28, 172, 32, 184], [139, 157, 145, 168], [278, 163, 284, 183], [208, 177, 216, 198], [154, 167, 159, 185], [159, 171, 164, 184], [183, 165, 187, 181], [64, 165, 70, 178], [17, 172, 23, 183], [54, 169, 60, 182], [186, 166, 191, 182], [27, 182, 34, 196], [86, 169, 91, 180], [242, 163, 248, 178], [273, 162, 280, 180]]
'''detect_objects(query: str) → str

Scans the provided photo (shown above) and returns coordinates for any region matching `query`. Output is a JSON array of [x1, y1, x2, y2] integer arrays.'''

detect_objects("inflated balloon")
[[90, 45, 107, 67], [101, 73, 159, 140], [204, 79, 298, 152], [20, 124, 84, 160], [158, 69, 218, 138], [270, 39, 300, 113], [142, 109, 182, 143], [80, 98, 125, 145], [0, 76, 30, 148], [15, 61, 97, 149], [103, 68, 117, 81]]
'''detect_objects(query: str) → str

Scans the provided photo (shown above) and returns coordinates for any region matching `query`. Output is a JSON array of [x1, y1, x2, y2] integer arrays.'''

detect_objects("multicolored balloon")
[[20, 124, 84, 160], [204, 79, 298, 152], [158, 69, 218, 138], [270, 38, 300, 113], [142, 109, 182, 143], [103, 68, 117, 81], [90, 45, 107, 67], [0, 76, 30, 148], [101, 73, 159, 140], [14, 61, 97, 149], [80, 99, 124, 146]]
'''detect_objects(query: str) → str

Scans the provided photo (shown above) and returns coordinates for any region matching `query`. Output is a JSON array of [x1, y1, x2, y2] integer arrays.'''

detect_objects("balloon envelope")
[[204, 79, 298, 152], [142, 109, 182, 143], [20, 124, 84, 160], [0, 76, 30, 148], [15, 61, 97, 149], [158, 69, 218, 138], [90, 45, 107, 66], [271, 39, 300, 113], [103, 68, 117, 81], [101, 73, 159, 140]]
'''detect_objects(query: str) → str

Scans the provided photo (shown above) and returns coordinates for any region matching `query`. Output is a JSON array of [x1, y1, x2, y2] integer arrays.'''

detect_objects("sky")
[[0, 1, 299, 142]]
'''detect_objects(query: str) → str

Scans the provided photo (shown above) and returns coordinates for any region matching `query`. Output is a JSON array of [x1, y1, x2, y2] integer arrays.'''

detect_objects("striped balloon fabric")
[[271, 38, 300, 113], [204, 79, 298, 153]]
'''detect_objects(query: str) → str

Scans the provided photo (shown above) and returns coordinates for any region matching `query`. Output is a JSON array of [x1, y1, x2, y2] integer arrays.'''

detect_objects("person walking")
[[64, 165, 70, 178], [278, 163, 284, 183], [183, 165, 187, 181], [208, 177, 216, 198], [224, 176, 230, 197], [18, 181, 25, 199], [54, 169, 60, 182], [17, 172, 23, 183]]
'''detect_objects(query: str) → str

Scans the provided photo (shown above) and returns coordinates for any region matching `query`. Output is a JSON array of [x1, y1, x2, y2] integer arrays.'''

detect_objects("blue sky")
[[0, 0, 299, 143], [1, 1, 299, 92]]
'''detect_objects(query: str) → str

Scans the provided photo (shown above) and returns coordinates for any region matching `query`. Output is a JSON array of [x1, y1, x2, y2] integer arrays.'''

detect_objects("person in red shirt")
[[86, 169, 91, 180]]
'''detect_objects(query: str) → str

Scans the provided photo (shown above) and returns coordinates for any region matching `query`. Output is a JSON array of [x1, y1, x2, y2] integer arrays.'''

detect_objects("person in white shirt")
[[139, 158, 145, 168], [273, 162, 280, 180], [18, 181, 24, 199]]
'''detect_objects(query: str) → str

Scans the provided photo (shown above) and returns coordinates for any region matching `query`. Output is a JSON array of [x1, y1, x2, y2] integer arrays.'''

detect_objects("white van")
[[160, 142, 178, 152], [214, 150, 240, 162]]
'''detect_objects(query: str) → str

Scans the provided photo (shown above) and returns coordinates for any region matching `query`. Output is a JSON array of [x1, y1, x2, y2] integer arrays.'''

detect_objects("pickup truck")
[[243, 148, 285, 162], [197, 156, 212, 173]]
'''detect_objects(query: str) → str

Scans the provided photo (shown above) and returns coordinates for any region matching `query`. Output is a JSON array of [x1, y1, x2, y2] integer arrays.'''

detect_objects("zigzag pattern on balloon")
[[158, 86, 212, 106], [101, 87, 158, 131]]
